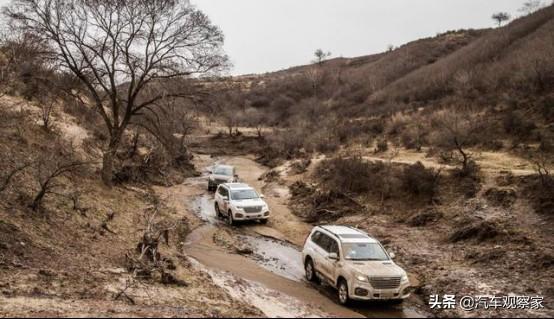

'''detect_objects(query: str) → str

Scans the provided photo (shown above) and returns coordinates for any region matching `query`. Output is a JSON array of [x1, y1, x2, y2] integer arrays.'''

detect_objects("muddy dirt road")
[[164, 154, 424, 318]]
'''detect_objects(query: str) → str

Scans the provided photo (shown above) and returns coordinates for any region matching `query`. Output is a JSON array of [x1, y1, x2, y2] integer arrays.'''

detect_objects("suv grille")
[[369, 277, 401, 289], [214, 178, 227, 184], [244, 206, 262, 213]]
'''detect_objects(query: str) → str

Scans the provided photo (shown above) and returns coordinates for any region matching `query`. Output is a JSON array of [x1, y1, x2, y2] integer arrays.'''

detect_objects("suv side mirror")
[[328, 252, 338, 261], [223, 196, 229, 201], [389, 252, 396, 259], [260, 194, 265, 199]]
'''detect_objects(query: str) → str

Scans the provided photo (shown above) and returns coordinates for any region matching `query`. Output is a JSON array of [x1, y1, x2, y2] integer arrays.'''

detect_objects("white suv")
[[208, 165, 238, 191], [302, 225, 411, 305], [214, 183, 270, 225]]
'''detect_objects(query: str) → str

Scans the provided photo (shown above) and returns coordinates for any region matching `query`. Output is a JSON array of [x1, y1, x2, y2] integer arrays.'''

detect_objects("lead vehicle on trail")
[[208, 165, 238, 191], [302, 225, 411, 305]]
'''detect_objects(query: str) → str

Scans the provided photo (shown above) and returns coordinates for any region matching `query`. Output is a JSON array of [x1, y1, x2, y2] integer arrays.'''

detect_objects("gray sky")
[[0, 0, 528, 75], [192, 0, 526, 75]]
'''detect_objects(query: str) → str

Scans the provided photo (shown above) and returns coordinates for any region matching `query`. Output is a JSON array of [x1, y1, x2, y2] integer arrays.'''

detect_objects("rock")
[[104, 268, 127, 275], [38, 269, 56, 277], [235, 245, 254, 255], [161, 272, 188, 287], [407, 209, 443, 227]]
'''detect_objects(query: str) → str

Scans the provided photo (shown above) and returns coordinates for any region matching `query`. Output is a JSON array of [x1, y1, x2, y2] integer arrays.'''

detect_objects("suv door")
[[309, 231, 326, 278], [310, 232, 338, 283], [318, 235, 340, 283], [216, 186, 229, 213]]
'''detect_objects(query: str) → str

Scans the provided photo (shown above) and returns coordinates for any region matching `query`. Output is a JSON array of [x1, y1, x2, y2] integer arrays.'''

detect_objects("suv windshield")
[[231, 189, 259, 200], [214, 166, 233, 176], [342, 242, 389, 261]]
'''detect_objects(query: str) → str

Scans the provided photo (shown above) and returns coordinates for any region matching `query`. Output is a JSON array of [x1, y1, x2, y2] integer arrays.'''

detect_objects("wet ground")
[[181, 155, 424, 318]]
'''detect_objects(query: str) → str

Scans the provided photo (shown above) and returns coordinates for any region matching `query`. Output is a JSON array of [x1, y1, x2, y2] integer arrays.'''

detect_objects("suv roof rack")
[[346, 226, 375, 240]]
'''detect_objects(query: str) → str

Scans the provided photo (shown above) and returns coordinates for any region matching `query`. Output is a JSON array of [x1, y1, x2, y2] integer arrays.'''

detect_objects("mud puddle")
[[189, 259, 326, 318], [237, 234, 305, 282]]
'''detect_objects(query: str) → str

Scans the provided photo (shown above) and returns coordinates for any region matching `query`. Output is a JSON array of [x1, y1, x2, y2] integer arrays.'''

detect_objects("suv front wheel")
[[338, 279, 350, 305], [215, 203, 222, 218], [227, 211, 235, 226]]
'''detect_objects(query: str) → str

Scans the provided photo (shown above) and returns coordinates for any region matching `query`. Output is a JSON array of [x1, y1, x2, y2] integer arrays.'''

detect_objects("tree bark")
[[102, 138, 119, 187], [31, 187, 47, 211]]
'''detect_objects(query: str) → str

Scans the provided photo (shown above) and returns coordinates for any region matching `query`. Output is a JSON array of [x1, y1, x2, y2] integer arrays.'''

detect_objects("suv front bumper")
[[349, 280, 412, 301], [232, 209, 270, 221]]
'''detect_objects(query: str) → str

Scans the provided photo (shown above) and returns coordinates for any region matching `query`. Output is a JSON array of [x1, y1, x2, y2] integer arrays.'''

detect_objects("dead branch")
[[0, 161, 32, 193]]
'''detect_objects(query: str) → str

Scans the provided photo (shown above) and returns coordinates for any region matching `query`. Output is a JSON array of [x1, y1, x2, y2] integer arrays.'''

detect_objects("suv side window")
[[318, 234, 331, 251], [311, 231, 322, 246], [218, 186, 228, 197], [328, 239, 339, 255], [315, 232, 340, 255]]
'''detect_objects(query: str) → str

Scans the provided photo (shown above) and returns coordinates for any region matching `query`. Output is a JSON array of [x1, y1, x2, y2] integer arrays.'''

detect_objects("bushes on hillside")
[[316, 156, 441, 203], [316, 156, 386, 195], [401, 162, 440, 202]]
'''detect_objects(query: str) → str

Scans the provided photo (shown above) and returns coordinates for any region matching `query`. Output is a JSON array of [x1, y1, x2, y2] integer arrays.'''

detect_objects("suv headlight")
[[401, 273, 409, 283], [356, 274, 368, 282]]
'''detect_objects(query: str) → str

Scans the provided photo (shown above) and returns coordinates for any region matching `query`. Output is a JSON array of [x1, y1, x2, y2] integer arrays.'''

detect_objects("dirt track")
[[158, 154, 424, 318]]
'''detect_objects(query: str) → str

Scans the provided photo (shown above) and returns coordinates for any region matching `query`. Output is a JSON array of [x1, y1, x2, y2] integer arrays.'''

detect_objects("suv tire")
[[305, 258, 320, 284], [215, 203, 222, 218], [338, 279, 350, 305], [227, 210, 235, 226]]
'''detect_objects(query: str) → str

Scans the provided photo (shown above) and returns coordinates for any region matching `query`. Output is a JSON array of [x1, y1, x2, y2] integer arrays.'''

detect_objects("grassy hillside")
[[209, 5, 553, 166]]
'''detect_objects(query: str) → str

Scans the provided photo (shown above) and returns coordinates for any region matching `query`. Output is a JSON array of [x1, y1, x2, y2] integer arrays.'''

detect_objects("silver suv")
[[208, 164, 238, 191], [214, 183, 270, 225], [302, 225, 411, 305]]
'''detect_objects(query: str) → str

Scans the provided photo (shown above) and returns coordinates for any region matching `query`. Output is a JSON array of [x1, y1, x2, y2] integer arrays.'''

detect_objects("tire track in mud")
[[182, 155, 424, 318]]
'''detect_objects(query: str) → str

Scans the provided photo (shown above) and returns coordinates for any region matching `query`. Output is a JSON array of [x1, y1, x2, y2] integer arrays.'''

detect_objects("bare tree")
[[305, 67, 325, 98], [37, 90, 56, 131], [0, 161, 32, 193], [431, 110, 478, 175], [6, 0, 228, 186], [244, 107, 267, 138], [492, 12, 511, 27], [133, 96, 199, 163], [30, 142, 89, 211], [313, 49, 331, 66], [519, 0, 545, 15], [0, 31, 47, 97], [533, 151, 551, 187]]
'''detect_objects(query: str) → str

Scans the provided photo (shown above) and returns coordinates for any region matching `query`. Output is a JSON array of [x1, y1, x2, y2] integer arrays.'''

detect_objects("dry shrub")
[[259, 128, 307, 166], [289, 158, 311, 175], [289, 181, 365, 222], [317, 156, 386, 195], [386, 112, 411, 135], [484, 187, 517, 208], [305, 130, 340, 154], [521, 170, 554, 217], [503, 110, 537, 141], [375, 138, 388, 153], [448, 220, 502, 243], [401, 162, 440, 202], [407, 209, 443, 227]]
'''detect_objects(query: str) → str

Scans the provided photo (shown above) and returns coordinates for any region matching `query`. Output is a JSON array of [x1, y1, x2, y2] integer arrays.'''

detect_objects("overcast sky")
[[192, 0, 527, 75], [0, 0, 529, 75]]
